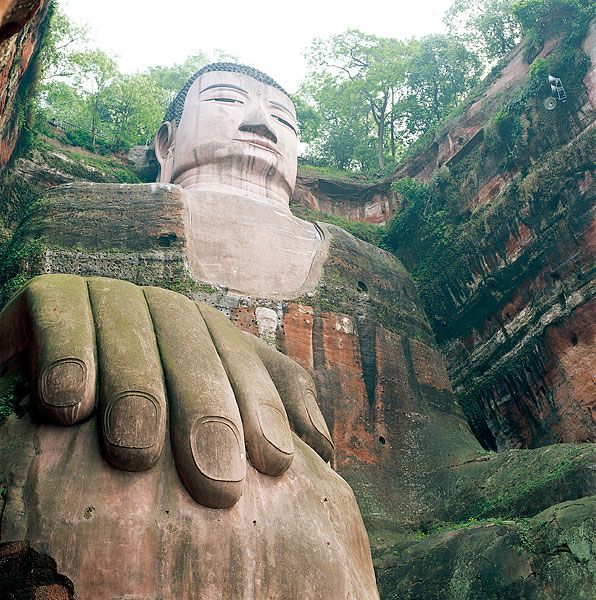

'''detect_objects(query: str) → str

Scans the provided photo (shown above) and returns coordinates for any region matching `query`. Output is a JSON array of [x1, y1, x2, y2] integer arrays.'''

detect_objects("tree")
[[39, 4, 89, 82], [444, 0, 521, 61], [298, 70, 377, 171], [398, 34, 483, 138], [147, 50, 238, 97], [69, 50, 118, 149], [101, 74, 170, 149], [42, 80, 89, 126], [303, 30, 410, 171], [513, 0, 594, 45], [147, 53, 210, 96]]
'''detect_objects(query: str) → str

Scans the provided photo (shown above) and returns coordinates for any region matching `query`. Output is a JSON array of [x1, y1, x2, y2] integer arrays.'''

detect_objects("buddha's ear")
[[154, 121, 176, 184]]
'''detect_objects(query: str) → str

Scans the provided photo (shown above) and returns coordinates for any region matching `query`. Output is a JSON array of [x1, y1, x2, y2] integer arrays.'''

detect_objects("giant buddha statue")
[[0, 62, 381, 599], [153, 63, 323, 298], [1, 63, 593, 599]]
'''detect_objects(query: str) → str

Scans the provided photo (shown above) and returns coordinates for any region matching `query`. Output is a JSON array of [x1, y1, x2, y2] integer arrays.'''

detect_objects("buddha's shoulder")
[[316, 222, 412, 287], [307, 222, 434, 342]]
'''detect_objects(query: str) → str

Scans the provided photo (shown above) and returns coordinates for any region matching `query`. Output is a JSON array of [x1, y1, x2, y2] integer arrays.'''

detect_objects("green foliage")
[[35, 9, 236, 154], [146, 50, 237, 96], [445, 0, 522, 61], [300, 30, 481, 173], [383, 176, 461, 262], [527, 56, 549, 92], [513, 0, 594, 38], [297, 163, 372, 182], [146, 53, 211, 96], [293, 96, 323, 146], [402, 35, 483, 137], [0, 376, 18, 423], [427, 516, 529, 536], [301, 30, 411, 172], [513, 0, 594, 59], [0, 233, 43, 308], [101, 74, 170, 149], [39, 2, 89, 81], [292, 205, 385, 246], [484, 109, 523, 159]]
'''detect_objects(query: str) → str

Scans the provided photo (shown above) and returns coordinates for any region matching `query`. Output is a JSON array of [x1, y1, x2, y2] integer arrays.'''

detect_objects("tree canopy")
[[33, 0, 587, 167], [298, 30, 481, 172], [35, 6, 237, 153]]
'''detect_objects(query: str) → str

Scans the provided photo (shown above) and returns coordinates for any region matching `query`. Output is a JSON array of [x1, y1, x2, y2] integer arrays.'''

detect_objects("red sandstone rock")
[[0, 0, 48, 167], [292, 171, 398, 224], [0, 415, 378, 599], [282, 303, 315, 370], [0, 0, 42, 42], [542, 300, 596, 442]]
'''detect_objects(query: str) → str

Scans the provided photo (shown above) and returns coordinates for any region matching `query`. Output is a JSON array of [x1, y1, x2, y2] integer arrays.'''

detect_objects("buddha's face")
[[162, 70, 298, 202]]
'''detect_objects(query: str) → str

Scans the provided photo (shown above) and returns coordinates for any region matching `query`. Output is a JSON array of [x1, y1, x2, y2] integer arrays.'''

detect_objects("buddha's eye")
[[204, 97, 244, 104], [272, 115, 297, 135]]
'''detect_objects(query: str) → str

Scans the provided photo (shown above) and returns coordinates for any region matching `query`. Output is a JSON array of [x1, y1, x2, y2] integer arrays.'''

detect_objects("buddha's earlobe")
[[155, 121, 176, 184]]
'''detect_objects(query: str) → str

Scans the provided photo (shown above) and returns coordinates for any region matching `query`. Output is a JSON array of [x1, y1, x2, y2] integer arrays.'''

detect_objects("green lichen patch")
[[296, 224, 434, 343], [0, 369, 28, 424], [443, 443, 596, 522], [292, 205, 385, 247], [375, 495, 596, 600]]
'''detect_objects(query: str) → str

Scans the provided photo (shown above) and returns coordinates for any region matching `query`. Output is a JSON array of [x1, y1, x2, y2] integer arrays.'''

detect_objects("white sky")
[[60, 0, 452, 93]]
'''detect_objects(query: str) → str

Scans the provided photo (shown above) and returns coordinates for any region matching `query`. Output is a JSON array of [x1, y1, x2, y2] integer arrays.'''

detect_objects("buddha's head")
[[155, 63, 298, 207]]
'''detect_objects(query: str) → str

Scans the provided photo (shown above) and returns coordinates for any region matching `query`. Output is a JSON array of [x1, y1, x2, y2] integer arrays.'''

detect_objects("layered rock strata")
[[290, 27, 596, 451], [0, 0, 49, 167]]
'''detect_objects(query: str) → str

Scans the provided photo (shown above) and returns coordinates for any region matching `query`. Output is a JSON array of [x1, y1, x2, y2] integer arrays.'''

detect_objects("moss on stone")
[[375, 496, 596, 600], [295, 224, 434, 344], [292, 205, 385, 247]]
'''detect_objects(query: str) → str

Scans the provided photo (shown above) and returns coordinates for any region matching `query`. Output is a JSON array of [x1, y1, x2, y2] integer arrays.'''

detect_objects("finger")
[[87, 277, 166, 471], [244, 333, 333, 463], [198, 303, 294, 477], [26, 275, 96, 425], [144, 287, 246, 509]]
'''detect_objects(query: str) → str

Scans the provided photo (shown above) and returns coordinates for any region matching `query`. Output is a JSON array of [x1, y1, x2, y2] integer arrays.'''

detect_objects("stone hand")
[[0, 274, 333, 509]]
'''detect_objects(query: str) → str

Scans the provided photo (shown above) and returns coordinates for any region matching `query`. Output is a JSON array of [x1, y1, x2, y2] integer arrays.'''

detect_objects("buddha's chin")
[[172, 155, 295, 199]]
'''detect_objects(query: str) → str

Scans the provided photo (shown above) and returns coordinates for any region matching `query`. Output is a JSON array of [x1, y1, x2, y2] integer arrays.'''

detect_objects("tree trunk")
[[390, 88, 396, 159], [377, 119, 385, 170], [91, 96, 98, 150], [432, 80, 442, 123], [376, 94, 388, 170]]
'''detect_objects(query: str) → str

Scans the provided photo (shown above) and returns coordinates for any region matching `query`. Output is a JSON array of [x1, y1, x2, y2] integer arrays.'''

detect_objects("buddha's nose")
[[238, 107, 278, 144]]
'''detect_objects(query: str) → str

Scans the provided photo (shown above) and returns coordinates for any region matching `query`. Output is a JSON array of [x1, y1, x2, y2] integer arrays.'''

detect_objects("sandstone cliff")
[[0, 0, 49, 168], [294, 23, 596, 453]]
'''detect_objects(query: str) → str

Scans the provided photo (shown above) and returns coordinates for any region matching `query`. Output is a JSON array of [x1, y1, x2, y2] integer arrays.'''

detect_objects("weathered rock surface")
[[0, 540, 75, 599], [0, 0, 48, 167], [292, 169, 397, 224], [375, 496, 596, 600], [291, 27, 596, 452], [0, 0, 42, 42], [0, 411, 377, 599], [2, 183, 594, 590], [402, 25, 596, 451]]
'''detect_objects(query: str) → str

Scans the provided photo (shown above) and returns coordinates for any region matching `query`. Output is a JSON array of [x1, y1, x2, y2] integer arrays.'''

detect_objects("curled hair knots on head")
[[164, 62, 290, 125]]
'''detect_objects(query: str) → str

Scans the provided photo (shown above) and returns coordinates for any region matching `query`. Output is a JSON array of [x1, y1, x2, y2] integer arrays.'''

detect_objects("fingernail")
[[40, 359, 86, 407], [258, 403, 293, 455], [304, 390, 333, 444], [191, 417, 245, 482], [104, 392, 160, 449]]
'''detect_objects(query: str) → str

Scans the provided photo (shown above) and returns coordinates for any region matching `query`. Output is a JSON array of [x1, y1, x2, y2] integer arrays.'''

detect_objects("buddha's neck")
[[181, 188, 323, 299], [173, 167, 292, 212]]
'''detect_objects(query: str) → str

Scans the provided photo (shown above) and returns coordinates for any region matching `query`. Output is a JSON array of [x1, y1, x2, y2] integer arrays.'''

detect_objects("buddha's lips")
[[234, 138, 279, 154]]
